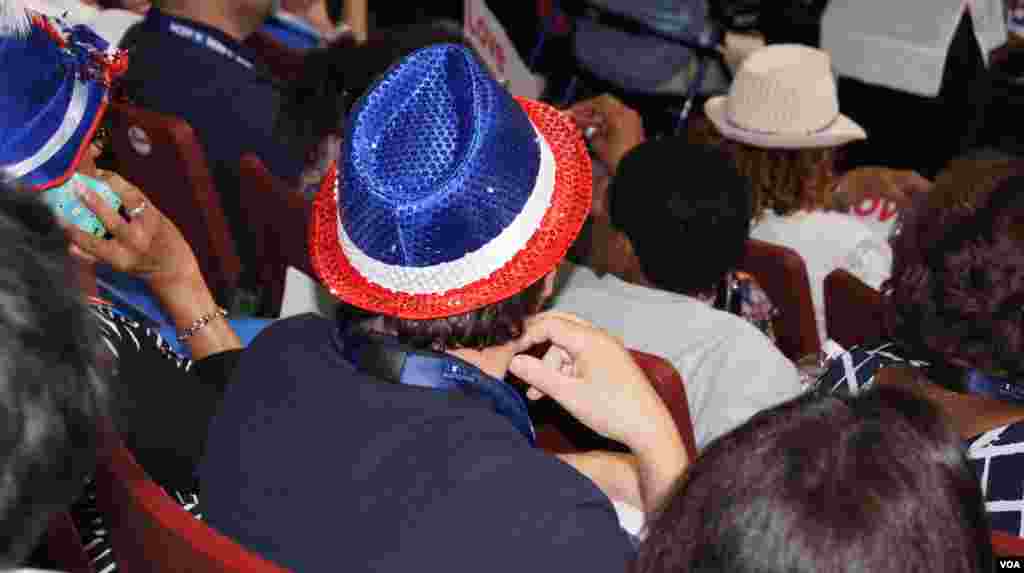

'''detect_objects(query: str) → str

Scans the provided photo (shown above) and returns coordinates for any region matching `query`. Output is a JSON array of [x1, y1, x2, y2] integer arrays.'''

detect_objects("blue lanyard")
[[340, 330, 536, 446], [146, 9, 255, 70]]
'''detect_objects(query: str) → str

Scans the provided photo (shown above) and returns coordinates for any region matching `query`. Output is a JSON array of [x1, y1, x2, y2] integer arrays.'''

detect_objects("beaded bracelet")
[[177, 307, 229, 342]]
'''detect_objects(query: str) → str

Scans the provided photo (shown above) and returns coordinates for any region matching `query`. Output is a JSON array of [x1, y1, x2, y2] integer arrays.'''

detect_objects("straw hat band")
[[337, 123, 557, 296]]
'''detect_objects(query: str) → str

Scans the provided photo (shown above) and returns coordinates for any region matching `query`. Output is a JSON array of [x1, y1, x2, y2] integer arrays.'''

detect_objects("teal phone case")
[[41, 175, 123, 238]]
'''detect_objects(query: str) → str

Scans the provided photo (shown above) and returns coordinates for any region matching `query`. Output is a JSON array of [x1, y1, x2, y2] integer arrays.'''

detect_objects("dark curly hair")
[[886, 165, 1024, 376], [635, 387, 992, 573]]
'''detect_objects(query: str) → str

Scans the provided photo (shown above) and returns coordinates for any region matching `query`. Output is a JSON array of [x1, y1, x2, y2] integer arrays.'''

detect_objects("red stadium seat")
[[91, 420, 291, 573], [824, 268, 886, 349], [738, 239, 820, 361], [105, 102, 242, 303], [237, 154, 316, 316]]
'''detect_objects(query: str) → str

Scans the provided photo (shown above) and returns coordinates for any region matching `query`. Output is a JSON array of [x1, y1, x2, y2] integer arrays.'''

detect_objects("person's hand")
[[510, 311, 674, 449], [511, 311, 689, 511], [717, 31, 765, 74], [63, 170, 242, 358], [61, 170, 202, 292], [567, 95, 645, 175]]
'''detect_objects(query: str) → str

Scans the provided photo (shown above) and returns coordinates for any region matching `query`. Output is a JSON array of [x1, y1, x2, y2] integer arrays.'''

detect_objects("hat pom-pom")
[[0, 0, 30, 37]]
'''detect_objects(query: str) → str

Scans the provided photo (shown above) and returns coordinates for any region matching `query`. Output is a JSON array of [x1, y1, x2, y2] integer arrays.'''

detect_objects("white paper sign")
[[463, 0, 545, 99], [279, 267, 339, 318]]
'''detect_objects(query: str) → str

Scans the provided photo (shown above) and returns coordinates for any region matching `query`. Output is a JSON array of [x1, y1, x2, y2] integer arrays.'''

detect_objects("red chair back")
[[43, 511, 92, 573], [105, 102, 242, 302], [91, 420, 291, 573], [535, 350, 698, 463], [237, 154, 316, 316], [243, 32, 308, 82], [992, 531, 1024, 556], [738, 239, 820, 361], [824, 268, 886, 349]]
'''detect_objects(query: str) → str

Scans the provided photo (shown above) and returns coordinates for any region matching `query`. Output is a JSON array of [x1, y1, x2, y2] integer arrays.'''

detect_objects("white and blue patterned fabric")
[[815, 340, 1024, 539]]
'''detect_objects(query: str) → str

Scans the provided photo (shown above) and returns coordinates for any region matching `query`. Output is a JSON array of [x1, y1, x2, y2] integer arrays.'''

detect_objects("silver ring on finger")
[[126, 201, 148, 220]]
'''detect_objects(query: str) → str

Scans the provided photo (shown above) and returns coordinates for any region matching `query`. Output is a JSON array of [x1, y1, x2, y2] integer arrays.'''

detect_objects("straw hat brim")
[[704, 95, 867, 150], [308, 96, 592, 320]]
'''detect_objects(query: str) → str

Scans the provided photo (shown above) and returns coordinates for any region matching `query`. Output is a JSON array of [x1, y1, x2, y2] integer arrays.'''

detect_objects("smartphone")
[[41, 173, 123, 238]]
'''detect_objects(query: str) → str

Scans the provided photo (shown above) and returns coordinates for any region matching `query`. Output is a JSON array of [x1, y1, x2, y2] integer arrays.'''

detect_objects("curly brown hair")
[[886, 165, 1024, 375], [720, 141, 837, 219], [933, 157, 1023, 212]]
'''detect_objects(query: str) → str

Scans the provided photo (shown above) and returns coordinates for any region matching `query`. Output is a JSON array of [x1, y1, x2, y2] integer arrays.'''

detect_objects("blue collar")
[[337, 329, 536, 446], [144, 8, 256, 70], [262, 11, 323, 50], [964, 369, 1024, 404]]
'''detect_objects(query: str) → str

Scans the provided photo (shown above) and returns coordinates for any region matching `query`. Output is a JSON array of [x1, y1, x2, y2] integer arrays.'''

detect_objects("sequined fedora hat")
[[0, 0, 128, 190], [310, 43, 592, 319]]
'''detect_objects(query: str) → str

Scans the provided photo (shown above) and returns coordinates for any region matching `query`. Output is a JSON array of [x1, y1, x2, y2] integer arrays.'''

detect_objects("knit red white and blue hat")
[[310, 44, 592, 319], [0, 0, 127, 190]]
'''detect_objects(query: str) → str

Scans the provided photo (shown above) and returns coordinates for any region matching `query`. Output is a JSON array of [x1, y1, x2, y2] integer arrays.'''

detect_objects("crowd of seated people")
[[0, 0, 1022, 571]]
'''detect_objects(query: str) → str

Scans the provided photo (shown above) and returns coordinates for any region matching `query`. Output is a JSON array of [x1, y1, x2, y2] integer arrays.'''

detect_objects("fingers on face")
[[68, 243, 98, 264], [518, 313, 594, 357], [510, 354, 570, 396]]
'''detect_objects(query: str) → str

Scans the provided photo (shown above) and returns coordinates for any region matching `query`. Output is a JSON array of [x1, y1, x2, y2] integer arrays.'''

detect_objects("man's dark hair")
[[274, 22, 470, 172], [636, 386, 993, 573], [338, 278, 548, 351], [610, 140, 752, 296], [0, 188, 106, 566]]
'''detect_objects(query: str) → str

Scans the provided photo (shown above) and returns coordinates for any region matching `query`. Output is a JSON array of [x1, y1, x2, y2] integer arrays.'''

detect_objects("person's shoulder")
[[242, 313, 333, 350], [807, 211, 880, 239], [715, 308, 794, 368], [684, 296, 777, 344], [555, 263, 605, 291]]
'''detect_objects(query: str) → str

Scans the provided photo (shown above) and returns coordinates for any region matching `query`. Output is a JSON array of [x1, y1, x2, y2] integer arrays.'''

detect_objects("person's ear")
[[613, 229, 640, 274]]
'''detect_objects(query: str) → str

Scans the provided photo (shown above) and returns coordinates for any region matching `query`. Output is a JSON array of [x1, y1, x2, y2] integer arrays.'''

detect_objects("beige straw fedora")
[[704, 44, 866, 149]]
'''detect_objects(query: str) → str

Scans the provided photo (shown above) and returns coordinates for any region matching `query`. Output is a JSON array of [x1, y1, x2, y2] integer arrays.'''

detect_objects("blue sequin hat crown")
[[310, 44, 592, 319], [0, 1, 127, 190]]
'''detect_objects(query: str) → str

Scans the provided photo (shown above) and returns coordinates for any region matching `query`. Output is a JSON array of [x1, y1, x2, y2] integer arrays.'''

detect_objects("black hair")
[[636, 386, 992, 573], [0, 187, 106, 566], [338, 278, 548, 352], [610, 141, 752, 296]]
